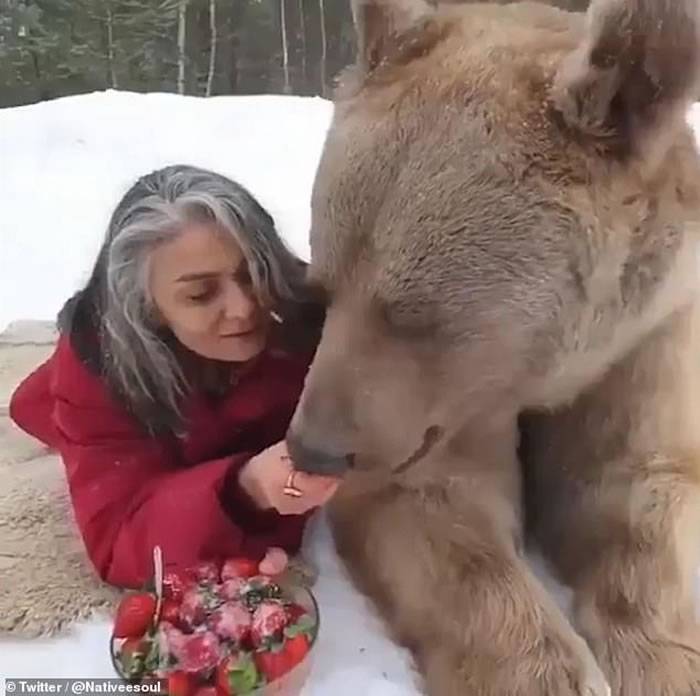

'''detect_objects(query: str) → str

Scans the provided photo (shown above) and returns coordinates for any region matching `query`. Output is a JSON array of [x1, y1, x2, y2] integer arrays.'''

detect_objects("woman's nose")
[[222, 280, 257, 322]]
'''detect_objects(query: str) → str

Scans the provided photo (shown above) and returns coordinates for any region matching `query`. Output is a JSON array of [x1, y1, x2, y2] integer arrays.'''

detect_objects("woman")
[[9, 164, 338, 588]]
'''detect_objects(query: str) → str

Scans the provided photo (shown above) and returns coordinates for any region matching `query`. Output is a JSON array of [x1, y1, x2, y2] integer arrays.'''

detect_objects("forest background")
[[0, 0, 590, 108]]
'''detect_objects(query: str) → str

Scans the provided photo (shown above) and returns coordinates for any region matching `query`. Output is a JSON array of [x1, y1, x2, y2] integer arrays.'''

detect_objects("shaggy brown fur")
[[287, 0, 700, 694]]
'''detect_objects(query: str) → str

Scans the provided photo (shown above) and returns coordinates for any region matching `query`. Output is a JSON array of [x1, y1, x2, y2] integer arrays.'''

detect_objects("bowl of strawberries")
[[109, 552, 319, 696]]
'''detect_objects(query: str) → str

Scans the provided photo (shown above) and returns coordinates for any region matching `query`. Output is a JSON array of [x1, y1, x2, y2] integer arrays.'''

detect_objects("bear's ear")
[[552, 0, 700, 162], [351, 0, 436, 75]]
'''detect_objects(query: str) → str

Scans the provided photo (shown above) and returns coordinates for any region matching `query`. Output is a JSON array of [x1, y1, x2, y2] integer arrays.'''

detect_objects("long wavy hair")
[[59, 164, 323, 435]]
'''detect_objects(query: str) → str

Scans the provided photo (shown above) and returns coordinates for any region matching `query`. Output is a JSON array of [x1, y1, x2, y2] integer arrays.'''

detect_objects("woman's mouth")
[[220, 327, 258, 339]]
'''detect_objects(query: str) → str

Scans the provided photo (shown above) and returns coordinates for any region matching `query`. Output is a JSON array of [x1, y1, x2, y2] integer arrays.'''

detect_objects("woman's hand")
[[238, 441, 340, 515], [258, 546, 288, 575]]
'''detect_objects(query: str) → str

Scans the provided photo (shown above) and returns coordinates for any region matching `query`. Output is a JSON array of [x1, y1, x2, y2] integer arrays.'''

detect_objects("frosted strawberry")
[[209, 601, 252, 643], [179, 585, 222, 629], [179, 588, 207, 629], [163, 569, 195, 602], [250, 600, 288, 647], [155, 621, 187, 674], [178, 631, 221, 674], [219, 577, 247, 601], [190, 561, 220, 585]]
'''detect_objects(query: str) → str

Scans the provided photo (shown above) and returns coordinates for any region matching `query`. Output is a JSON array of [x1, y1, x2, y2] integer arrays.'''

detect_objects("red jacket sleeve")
[[9, 355, 62, 448], [15, 336, 308, 589]]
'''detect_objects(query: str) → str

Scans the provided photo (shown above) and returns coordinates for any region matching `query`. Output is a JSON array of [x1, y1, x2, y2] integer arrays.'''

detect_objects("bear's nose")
[[286, 431, 353, 477]]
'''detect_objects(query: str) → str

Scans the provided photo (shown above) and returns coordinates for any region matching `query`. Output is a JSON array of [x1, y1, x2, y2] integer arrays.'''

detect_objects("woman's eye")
[[187, 285, 217, 303]]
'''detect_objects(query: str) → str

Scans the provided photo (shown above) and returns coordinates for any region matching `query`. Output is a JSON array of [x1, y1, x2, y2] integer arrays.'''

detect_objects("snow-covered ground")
[[1, 91, 700, 694]]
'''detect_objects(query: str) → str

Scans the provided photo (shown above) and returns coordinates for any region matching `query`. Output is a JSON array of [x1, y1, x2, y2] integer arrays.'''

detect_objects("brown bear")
[[286, 1, 700, 694]]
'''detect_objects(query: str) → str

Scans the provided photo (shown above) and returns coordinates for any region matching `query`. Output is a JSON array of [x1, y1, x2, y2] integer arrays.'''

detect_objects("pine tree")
[[0, 0, 357, 106], [205, 0, 216, 96]]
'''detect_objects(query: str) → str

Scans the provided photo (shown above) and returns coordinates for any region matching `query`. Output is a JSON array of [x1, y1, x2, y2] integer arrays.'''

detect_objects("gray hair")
[[61, 165, 317, 433]]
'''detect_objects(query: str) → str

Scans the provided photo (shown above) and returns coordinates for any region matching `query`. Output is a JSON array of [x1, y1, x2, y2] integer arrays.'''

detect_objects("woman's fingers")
[[258, 546, 288, 575], [293, 470, 338, 495], [272, 475, 341, 515]]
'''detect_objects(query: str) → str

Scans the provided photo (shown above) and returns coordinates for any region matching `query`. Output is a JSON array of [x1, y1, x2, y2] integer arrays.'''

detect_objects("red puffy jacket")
[[9, 334, 312, 588]]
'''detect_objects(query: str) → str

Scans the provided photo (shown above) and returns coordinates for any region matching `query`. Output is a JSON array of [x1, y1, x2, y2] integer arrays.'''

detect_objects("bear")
[[286, 1, 700, 694]]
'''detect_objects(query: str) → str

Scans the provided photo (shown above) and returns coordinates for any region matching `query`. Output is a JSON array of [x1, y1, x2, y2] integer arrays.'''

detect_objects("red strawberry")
[[216, 653, 259, 695], [250, 600, 288, 647], [209, 601, 251, 643], [167, 671, 194, 696], [190, 561, 220, 585], [178, 631, 221, 673], [219, 577, 247, 601], [193, 688, 217, 696], [221, 557, 258, 580], [160, 598, 181, 625], [164, 569, 195, 602], [113, 592, 156, 638], [282, 634, 311, 669], [254, 634, 310, 683]]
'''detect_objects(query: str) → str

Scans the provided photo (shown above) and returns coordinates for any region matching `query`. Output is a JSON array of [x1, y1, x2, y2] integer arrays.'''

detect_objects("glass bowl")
[[110, 578, 320, 696]]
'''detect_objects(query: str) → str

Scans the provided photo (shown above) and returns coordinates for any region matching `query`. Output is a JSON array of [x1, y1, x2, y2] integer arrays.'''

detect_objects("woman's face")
[[149, 221, 269, 362]]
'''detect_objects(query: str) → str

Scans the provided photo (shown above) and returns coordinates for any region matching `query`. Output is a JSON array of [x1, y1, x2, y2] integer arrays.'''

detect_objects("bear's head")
[[287, 0, 700, 478]]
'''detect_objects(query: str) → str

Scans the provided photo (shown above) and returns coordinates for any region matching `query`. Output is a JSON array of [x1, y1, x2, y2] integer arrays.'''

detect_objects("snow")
[[0, 90, 330, 332], [1, 90, 700, 693]]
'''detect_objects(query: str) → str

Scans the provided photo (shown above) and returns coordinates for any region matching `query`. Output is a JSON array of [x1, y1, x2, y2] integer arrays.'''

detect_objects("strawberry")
[[178, 631, 221, 674], [219, 578, 247, 601], [216, 653, 260, 695], [221, 557, 258, 580], [193, 688, 217, 696], [180, 588, 206, 630], [250, 600, 288, 647], [179, 585, 221, 630], [160, 598, 181, 626], [113, 592, 156, 638], [164, 569, 196, 602], [190, 561, 220, 585], [254, 634, 310, 683], [209, 601, 251, 644], [156, 622, 187, 671], [282, 633, 311, 669], [167, 670, 194, 696]]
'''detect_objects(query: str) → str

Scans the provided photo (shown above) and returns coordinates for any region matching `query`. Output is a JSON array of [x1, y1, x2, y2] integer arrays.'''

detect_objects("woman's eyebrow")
[[175, 271, 219, 283], [176, 260, 247, 283]]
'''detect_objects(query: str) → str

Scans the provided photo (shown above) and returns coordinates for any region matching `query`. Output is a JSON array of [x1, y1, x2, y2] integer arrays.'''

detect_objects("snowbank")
[[0, 90, 332, 331]]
